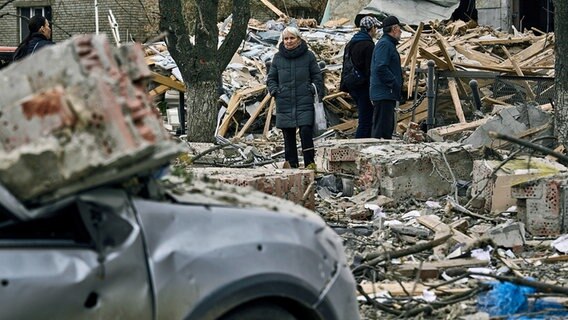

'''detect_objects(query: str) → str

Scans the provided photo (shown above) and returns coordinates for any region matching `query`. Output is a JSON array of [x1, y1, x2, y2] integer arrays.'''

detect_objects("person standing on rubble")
[[13, 15, 54, 61], [267, 26, 324, 169], [340, 16, 381, 139], [369, 15, 403, 139]]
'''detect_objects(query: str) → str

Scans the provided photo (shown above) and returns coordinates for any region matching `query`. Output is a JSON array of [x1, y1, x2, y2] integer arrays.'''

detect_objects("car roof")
[[0, 46, 16, 53]]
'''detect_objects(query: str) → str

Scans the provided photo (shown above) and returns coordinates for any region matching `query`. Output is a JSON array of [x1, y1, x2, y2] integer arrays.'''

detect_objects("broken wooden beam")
[[263, 97, 275, 138], [448, 79, 466, 123], [236, 93, 272, 138], [218, 85, 266, 137], [501, 46, 536, 101], [259, 0, 288, 19], [151, 72, 186, 92]]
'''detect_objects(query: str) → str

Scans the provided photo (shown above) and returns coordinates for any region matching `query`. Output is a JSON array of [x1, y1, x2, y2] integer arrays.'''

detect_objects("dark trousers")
[[282, 126, 315, 168], [350, 86, 373, 138], [371, 100, 396, 139]]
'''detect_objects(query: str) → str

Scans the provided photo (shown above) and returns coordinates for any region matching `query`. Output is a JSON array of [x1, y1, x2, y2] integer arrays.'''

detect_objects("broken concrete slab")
[[358, 142, 478, 200], [315, 138, 391, 175], [471, 157, 567, 214], [463, 104, 552, 149], [188, 167, 315, 209], [511, 174, 568, 236], [483, 222, 526, 250], [0, 34, 180, 203]]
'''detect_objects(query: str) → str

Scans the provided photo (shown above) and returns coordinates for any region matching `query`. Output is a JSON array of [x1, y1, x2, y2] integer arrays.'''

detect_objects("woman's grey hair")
[[280, 26, 303, 42]]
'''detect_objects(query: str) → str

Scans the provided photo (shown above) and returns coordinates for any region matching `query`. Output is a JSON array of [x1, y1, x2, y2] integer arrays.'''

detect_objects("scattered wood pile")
[[396, 20, 555, 135], [191, 17, 554, 138], [143, 15, 555, 140]]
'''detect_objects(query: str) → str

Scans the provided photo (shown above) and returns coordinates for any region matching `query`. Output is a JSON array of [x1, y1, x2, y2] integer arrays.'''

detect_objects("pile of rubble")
[[145, 12, 554, 141], [148, 8, 566, 319]]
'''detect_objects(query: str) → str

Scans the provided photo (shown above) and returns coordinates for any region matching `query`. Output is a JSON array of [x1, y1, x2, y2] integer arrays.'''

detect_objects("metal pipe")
[[489, 131, 568, 166], [426, 60, 435, 130], [178, 92, 186, 136], [469, 79, 482, 111], [411, 64, 420, 122]]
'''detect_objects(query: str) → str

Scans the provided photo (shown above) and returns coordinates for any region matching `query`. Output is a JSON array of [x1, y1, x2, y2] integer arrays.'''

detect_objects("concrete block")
[[166, 108, 180, 126], [358, 142, 478, 200], [511, 174, 568, 236], [0, 34, 179, 203], [315, 138, 388, 175], [464, 105, 552, 149], [189, 167, 315, 209], [471, 158, 566, 214], [484, 222, 526, 250]]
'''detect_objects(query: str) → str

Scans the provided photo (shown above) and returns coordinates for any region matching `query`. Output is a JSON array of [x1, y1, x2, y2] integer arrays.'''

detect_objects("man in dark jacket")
[[267, 26, 324, 168], [341, 15, 381, 138], [369, 15, 403, 139], [13, 15, 54, 61]]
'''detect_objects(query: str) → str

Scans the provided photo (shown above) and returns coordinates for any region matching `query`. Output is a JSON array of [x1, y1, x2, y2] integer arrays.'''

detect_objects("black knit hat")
[[382, 16, 400, 28]]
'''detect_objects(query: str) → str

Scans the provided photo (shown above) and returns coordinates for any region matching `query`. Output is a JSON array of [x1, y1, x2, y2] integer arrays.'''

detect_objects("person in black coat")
[[13, 15, 54, 61], [267, 26, 324, 168], [341, 15, 381, 138]]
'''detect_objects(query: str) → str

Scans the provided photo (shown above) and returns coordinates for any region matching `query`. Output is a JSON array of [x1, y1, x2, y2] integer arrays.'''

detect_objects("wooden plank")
[[263, 98, 275, 138], [448, 20, 467, 36], [323, 91, 348, 101], [151, 72, 186, 92], [499, 36, 551, 68], [427, 118, 488, 141], [513, 255, 568, 264], [359, 281, 470, 297], [259, 0, 287, 19], [149, 84, 169, 97], [406, 23, 424, 99], [236, 93, 271, 138], [417, 215, 476, 248], [482, 96, 512, 106], [329, 119, 357, 131], [397, 259, 489, 276], [416, 215, 451, 257], [419, 47, 448, 69], [474, 37, 535, 46], [454, 44, 502, 66], [545, 145, 565, 162], [403, 22, 424, 67], [501, 46, 536, 100], [493, 123, 551, 148], [218, 85, 266, 137], [448, 79, 466, 123], [436, 38, 467, 97], [499, 257, 525, 278], [336, 97, 355, 111], [521, 47, 554, 68]]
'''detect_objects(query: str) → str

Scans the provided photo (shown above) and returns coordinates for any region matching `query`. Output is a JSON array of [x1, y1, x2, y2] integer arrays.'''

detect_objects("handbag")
[[312, 83, 327, 134]]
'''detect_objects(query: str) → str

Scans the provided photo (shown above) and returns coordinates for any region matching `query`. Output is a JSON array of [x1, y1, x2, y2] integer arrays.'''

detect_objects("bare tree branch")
[[0, 0, 17, 12]]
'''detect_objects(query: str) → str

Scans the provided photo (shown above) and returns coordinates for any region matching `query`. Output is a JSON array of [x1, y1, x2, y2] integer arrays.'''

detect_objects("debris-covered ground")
[[148, 6, 567, 319]]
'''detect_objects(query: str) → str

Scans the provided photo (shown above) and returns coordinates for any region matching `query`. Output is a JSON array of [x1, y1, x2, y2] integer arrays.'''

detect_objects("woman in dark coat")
[[13, 15, 54, 61], [267, 26, 324, 169]]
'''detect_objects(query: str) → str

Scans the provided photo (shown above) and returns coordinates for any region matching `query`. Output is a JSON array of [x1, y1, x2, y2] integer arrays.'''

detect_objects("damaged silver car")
[[0, 180, 360, 319]]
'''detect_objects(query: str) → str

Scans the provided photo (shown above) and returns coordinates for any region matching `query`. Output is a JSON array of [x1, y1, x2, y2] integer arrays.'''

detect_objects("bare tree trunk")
[[158, 0, 249, 143], [185, 80, 219, 141], [555, 0, 568, 147]]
